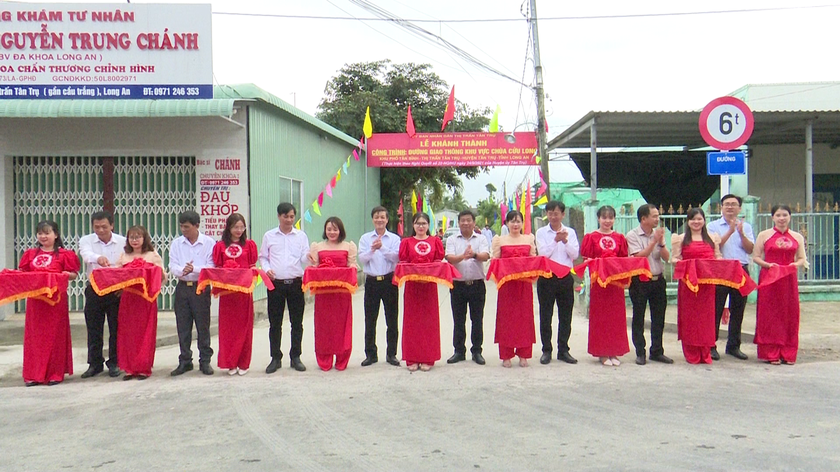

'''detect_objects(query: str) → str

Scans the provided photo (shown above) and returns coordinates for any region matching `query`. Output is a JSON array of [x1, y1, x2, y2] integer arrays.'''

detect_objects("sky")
[[12, 0, 840, 205]]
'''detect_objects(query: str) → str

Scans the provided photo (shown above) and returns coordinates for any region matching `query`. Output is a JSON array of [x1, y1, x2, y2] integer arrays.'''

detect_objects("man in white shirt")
[[707, 194, 754, 361], [358, 206, 401, 367], [481, 224, 494, 247], [445, 210, 490, 365], [259, 202, 310, 373], [535, 201, 580, 365], [169, 211, 216, 376], [79, 211, 126, 379]]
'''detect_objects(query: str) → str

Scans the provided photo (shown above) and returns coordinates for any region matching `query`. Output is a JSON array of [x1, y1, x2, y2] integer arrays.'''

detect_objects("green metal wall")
[[247, 104, 380, 300]]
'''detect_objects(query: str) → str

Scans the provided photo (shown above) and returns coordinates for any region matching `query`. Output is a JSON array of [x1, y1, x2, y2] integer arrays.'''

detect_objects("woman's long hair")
[[36, 220, 64, 253], [221, 213, 248, 246], [682, 208, 715, 250], [124, 225, 154, 254]]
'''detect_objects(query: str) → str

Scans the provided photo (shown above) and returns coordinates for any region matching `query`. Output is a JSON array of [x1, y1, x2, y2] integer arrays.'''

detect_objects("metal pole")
[[530, 0, 550, 188], [806, 120, 813, 210], [590, 120, 597, 201]]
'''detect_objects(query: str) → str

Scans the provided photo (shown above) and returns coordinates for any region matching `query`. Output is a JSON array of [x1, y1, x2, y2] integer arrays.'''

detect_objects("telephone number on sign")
[[142, 87, 201, 97]]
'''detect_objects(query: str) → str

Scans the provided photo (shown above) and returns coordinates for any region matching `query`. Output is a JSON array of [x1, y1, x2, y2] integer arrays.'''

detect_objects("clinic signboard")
[[0, 2, 213, 99]]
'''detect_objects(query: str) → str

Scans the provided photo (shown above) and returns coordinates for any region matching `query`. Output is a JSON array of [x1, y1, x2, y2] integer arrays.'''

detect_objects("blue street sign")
[[707, 151, 746, 175]]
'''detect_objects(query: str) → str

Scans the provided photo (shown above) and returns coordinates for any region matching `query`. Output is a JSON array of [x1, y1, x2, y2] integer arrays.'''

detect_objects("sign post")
[[699, 97, 754, 197]]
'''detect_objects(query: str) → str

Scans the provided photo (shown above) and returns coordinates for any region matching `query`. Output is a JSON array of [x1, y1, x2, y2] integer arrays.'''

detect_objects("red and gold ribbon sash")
[[486, 256, 555, 289], [0, 270, 68, 306], [197, 267, 274, 297], [90, 263, 163, 302], [673, 259, 757, 296], [303, 266, 358, 294], [393, 262, 461, 289], [574, 257, 651, 289]]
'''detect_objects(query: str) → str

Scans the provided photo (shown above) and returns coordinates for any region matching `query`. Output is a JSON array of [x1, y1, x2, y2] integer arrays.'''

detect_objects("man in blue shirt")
[[707, 194, 755, 361]]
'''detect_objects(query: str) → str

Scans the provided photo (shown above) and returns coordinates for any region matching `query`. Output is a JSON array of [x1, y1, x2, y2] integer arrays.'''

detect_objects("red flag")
[[500, 203, 507, 223], [406, 104, 416, 138], [417, 195, 423, 214], [397, 199, 404, 237], [441, 86, 455, 131]]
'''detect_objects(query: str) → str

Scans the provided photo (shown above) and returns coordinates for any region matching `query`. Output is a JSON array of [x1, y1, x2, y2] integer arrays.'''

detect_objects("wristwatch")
[[657, 244, 666, 248]]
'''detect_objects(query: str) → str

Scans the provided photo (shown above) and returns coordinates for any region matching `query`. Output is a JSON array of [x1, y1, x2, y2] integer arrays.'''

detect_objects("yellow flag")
[[363, 106, 373, 138], [534, 195, 548, 207], [312, 201, 322, 216], [519, 190, 526, 215], [489, 105, 500, 133], [336, 169, 342, 182], [294, 219, 301, 230], [442, 215, 448, 230], [411, 190, 418, 212]]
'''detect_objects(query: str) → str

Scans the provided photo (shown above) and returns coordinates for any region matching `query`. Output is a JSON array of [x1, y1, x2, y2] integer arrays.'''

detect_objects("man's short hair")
[[458, 210, 475, 221], [636, 204, 657, 222], [545, 200, 565, 212], [277, 202, 296, 216], [91, 210, 114, 224], [720, 194, 743, 206], [178, 210, 201, 226], [371, 206, 388, 218]]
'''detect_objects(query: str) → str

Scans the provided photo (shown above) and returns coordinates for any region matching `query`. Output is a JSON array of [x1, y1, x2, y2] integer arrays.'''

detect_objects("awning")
[[548, 110, 840, 150], [0, 99, 236, 118]]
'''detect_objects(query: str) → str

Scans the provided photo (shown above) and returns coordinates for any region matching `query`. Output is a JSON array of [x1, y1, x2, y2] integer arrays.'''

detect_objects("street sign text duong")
[[0, 3, 213, 99], [707, 151, 746, 175], [367, 132, 539, 167]]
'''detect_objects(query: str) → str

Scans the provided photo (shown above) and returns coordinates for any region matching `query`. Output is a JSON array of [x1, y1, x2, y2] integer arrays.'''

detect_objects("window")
[[278, 175, 304, 228]]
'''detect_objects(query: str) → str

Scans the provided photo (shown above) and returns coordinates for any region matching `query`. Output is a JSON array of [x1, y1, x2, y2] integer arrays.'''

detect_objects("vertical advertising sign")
[[196, 157, 249, 238], [0, 2, 213, 99]]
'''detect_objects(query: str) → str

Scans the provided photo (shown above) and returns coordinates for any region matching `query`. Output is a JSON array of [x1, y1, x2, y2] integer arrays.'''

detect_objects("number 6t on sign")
[[699, 96, 754, 151]]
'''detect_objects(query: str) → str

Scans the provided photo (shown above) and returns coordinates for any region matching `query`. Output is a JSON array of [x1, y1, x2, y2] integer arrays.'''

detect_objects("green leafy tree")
[[439, 190, 470, 213], [317, 60, 491, 216]]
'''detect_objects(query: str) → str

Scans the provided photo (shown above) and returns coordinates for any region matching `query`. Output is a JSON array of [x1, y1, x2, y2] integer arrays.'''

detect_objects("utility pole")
[[530, 0, 550, 191]]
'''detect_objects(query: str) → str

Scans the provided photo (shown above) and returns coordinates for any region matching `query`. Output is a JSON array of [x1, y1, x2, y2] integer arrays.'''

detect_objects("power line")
[[213, 4, 840, 23]]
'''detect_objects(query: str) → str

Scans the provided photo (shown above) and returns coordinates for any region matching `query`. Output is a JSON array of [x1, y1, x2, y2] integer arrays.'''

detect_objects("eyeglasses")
[[414, 222, 428, 226], [128, 236, 144, 240]]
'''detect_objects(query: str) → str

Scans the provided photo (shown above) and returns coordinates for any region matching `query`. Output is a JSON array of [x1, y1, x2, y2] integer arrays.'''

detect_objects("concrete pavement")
[[1, 281, 839, 382]]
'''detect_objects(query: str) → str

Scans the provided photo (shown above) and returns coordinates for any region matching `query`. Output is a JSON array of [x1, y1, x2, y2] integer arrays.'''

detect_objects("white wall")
[[749, 143, 840, 207]]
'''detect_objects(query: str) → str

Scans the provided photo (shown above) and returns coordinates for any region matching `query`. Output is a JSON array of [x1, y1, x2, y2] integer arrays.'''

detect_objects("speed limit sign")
[[699, 96, 754, 150]]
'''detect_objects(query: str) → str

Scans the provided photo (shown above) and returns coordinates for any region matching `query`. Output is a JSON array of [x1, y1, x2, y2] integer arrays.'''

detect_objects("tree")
[[485, 183, 497, 200], [476, 197, 500, 231], [317, 60, 491, 216], [439, 190, 470, 213]]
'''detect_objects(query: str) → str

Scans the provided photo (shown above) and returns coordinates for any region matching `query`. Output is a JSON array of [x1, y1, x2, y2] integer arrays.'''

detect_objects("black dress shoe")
[[108, 365, 122, 378], [80, 365, 103, 379], [386, 355, 401, 366], [199, 364, 214, 375], [361, 356, 378, 367], [726, 347, 749, 360], [539, 352, 552, 365], [472, 353, 486, 365], [170, 362, 194, 376], [649, 353, 674, 364], [25, 381, 39, 387], [290, 358, 306, 372], [635, 355, 646, 365], [710, 347, 720, 361], [558, 352, 578, 364], [446, 353, 466, 364], [47, 380, 61, 386], [136, 375, 148, 380], [265, 358, 281, 374], [123, 375, 135, 381]]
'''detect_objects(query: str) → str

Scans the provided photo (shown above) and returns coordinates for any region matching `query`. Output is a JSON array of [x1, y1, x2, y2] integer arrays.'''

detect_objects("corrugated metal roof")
[[0, 83, 357, 146], [0, 98, 235, 118], [548, 110, 840, 150], [214, 84, 358, 147]]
